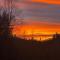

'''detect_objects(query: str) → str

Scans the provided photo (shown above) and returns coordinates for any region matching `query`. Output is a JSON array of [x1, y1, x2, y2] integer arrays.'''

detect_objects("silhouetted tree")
[[53, 32, 60, 40], [0, 0, 15, 40]]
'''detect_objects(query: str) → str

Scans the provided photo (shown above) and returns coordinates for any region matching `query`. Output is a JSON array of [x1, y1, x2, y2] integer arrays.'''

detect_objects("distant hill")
[[0, 33, 60, 60]]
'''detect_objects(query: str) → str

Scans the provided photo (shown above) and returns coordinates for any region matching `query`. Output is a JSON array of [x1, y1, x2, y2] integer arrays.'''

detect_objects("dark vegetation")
[[0, 9, 60, 60]]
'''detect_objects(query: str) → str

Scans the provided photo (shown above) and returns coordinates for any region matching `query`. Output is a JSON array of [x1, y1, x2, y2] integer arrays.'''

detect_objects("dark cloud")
[[0, 0, 59, 24], [20, 2, 60, 23]]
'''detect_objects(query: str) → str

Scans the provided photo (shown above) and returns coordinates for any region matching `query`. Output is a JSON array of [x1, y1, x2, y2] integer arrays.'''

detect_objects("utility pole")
[[31, 30, 34, 40]]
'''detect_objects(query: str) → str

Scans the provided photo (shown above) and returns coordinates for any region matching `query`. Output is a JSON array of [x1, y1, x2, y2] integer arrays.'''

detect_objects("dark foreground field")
[[0, 35, 60, 60]]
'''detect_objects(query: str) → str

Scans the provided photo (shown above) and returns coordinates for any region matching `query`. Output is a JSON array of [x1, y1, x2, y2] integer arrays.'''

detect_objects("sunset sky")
[[33, 0, 60, 4], [12, 0, 60, 36], [0, 0, 60, 40]]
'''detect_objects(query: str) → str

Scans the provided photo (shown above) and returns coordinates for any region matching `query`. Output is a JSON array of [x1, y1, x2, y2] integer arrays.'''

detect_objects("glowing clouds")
[[12, 22, 60, 36], [32, 0, 60, 4]]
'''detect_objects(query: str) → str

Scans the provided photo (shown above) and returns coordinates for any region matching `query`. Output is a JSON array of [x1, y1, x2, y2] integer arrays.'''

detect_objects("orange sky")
[[13, 0, 60, 41], [12, 21, 60, 41], [13, 23, 60, 36], [32, 0, 60, 4]]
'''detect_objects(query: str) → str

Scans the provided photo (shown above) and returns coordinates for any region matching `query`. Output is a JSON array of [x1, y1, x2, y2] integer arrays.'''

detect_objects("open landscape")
[[0, 0, 60, 60]]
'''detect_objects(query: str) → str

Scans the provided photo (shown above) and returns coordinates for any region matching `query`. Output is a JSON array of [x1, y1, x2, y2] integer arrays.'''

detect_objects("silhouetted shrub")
[[53, 33, 60, 40]]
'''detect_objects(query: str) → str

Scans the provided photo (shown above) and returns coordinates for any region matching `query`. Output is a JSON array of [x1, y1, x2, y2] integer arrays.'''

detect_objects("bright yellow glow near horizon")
[[12, 24, 60, 41]]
